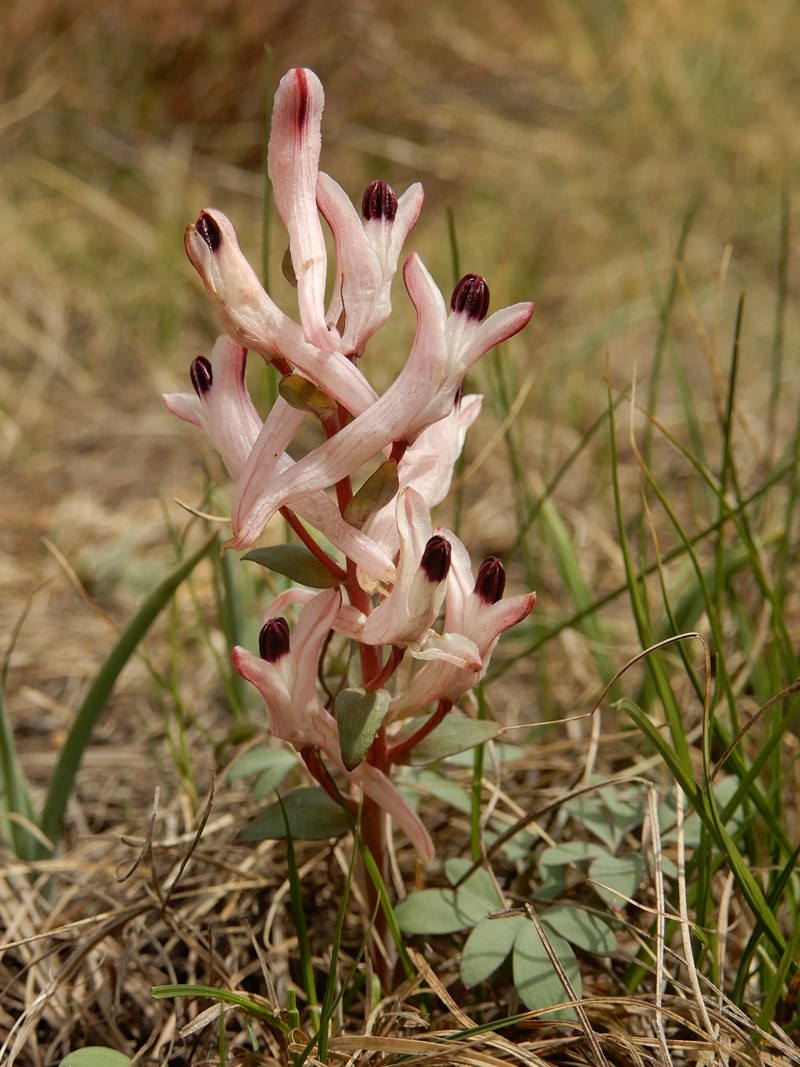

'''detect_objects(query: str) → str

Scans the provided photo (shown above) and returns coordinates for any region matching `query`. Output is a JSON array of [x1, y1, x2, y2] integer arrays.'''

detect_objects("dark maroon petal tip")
[[258, 617, 291, 662], [196, 212, 221, 253], [190, 355, 213, 396], [362, 180, 398, 222], [474, 557, 506, 604], [420, 535, 452, 583], [451, 274, 490, 320]]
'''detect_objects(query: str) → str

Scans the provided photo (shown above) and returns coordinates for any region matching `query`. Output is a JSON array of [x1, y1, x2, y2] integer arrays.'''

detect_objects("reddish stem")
[[364, 645, 403, 692], [387, 699, 453, 762], [280, 507, 347, 582]]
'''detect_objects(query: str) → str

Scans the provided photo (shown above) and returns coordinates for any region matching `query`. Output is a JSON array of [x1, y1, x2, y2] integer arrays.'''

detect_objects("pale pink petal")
[[268, 68, 337, 351]]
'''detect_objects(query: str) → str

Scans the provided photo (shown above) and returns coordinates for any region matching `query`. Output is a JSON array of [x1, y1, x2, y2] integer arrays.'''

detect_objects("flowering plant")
[[164, 66, 535, 955]]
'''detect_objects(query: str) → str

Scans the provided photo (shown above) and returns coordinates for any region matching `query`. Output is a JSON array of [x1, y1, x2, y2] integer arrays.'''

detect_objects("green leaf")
[[343, 460, 399, 530], [563, 784, 644, 852], [228, 745, 296, 781], [396, 862, 503, 935], [541, 905, 617, 955], [394, 887, 491, 935], [334, 687, 391, 770], [539, 840, 607, 867], [239, 787, 350, 842], [461, 913, 527, 987], [512, 922, 580, 1020], [278, 372, 337, 416], [393, 715, 500, 766], [0, 676, 38, 859], [242, 545, 341, 588], [59, 1050, 131, 1067], [588, 852, 644, 908]]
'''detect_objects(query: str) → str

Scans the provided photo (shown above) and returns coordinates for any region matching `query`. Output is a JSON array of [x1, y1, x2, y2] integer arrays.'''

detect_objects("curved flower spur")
[[165, 66, 535, 877]]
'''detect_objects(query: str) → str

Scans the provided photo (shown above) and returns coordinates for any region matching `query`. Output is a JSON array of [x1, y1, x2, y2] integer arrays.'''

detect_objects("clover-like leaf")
[[238, 786, 350, 842], [392, 715, 500, 766], [541, 904, 617, 955], [59, 1050, 131, 1067], [396, 860, 503, 935], [335, 687, 391, 770], [512, 921, 580, 1020], [588, 852, 644, 908], [243, 545, 341, 588], [461, 913, 527, 987]]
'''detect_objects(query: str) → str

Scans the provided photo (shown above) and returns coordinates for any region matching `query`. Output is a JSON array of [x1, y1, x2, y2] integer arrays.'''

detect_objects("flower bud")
[[420, 535, 451, 583], [190, 355, 213, 396], [450, 273, 490, 321], [258, 617, 291, 662], [196, 211, 222, 252], [474, 556, 506, 604], [362, 179, 398, 222]]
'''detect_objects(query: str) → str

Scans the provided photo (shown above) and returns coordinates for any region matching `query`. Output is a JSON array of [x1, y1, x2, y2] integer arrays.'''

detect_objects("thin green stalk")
[[277, 792, 320, 1029], [39, 531, 218, 855], [0, 677, 38, 860]]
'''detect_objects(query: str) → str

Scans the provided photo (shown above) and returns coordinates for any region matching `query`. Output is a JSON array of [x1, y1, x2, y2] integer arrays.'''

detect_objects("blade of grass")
[[39, 530, 219, 855], [276, 790, 320, 1030], [0, 677, 38, 860], [149, 983, 290, 1035]]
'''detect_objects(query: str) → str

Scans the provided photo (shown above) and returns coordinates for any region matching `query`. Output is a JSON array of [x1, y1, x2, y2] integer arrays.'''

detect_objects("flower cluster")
[[165, 68, 536, 864]]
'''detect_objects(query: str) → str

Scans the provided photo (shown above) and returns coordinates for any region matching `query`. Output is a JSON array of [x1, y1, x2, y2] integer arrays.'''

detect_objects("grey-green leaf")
[[335, 687, 391, 770], [242, 545, 341, 588], [588, 852, 645, 908], [239, 787, 349, 842], [541, 905, 617, 955], [395, 887, 494, 935], [461, 913, 527, 987], [59, 1050, 131, 1067], [512, 922, 580, 1020], [393, 715, 500, 766]]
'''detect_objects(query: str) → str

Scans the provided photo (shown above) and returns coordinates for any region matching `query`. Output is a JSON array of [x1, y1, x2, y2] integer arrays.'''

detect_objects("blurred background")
[[2, 0, 799, 793]]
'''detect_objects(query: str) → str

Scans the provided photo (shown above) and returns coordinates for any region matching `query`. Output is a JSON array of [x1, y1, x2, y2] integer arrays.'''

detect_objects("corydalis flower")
[[228, 257, 533, 551], [233, 589, 433, 861], [389, 534, 536, 719], [162, 336, 395, 583], [359, 488, 452, 650]]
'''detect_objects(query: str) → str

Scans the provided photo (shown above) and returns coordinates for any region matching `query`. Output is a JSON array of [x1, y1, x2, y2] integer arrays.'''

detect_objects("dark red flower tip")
[[474, 556, 506, 604], [196, 212, 221, 252], [420, 535, 452, 583], [451, 274, 490, 320], [190, 355, 213, 396], [258, 617, 291, 662], [362, 180, 398, 222]]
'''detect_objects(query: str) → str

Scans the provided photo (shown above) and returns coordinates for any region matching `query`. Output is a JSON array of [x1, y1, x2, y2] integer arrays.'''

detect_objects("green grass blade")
[[0, 676, 38, 859], [39, 531, 219, 855], [150, 983, 290, 1035], [276, 791, 320, 1029]]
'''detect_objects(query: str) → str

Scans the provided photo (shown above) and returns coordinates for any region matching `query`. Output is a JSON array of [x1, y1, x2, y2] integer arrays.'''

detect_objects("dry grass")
[[2, 1, 800, 1063]]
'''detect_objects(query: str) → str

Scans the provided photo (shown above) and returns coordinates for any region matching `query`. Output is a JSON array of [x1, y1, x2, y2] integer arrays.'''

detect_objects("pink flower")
[[162, 335, 262, 478], [359, 488, 451, 650], [228, 258, 533, 550], [233, 588, 433, 860], [318, 175, 424, 357], [184, 209, 377, 417], [389, 534, 536, 719], [162, 338, 395, 583]]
